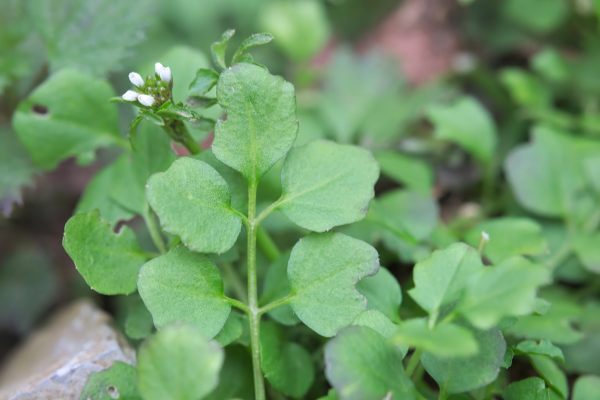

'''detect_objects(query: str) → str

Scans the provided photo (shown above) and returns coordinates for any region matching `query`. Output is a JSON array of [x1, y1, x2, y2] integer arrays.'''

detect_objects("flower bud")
[[122, 90, 139, 101], [146, 75, 156, 87], [129, 72, 144, 87], [138, 94, 155, 107], [155, 62, 164, 76], [155, 62, 172, 83]]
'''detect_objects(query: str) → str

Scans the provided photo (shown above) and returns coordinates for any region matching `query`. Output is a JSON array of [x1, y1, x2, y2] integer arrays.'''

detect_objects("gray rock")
[[0, 300, 136, 400]]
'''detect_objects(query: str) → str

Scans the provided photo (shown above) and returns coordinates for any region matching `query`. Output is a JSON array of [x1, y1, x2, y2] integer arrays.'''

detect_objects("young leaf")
[[137, 245, 231, 338], [213, 63, 298, 184], [260, 321, 315, 398], [155, 103, 198, 121], [276, 140, 379, 232], [529, 355, 569, 398], [146, 157, 242, 254], [421, 321, 507, 394], [391, 318, 478, 357], [408, 243, 483, 316], [125, 293, 154, 340], [356, 267, 402, 324], [137, 324, 224, 400], [231, 33, 274, 65], [260, 251, 300, 326], [573, 376, 600, 400], [324, 326, 417, 400], [13, 70, 123, 170], [139, 110, 165, 126], [63, 210, 147, 295], [502, 348, 515, 369], [464, 217, 548, 264], [375, 151, 433, 195], [515, 340, 565, 362], [214, 312, 244, 347], [503, 377, 548, 400], [189, 69, 220, 96], [211, 29, 235, 70], [427, 96, 497, 164], [286, 232, 379, 337], [457, 256, 551, 329], [80, 361, 141, 400]]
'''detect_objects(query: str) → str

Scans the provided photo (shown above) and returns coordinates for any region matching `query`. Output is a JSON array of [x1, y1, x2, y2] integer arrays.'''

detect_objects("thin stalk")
[[225, 297, 251, 314], [247, 180, 266, 400], [143, 205, 167, 254], [438, 387, 449, 400], [221, 262, 248, 303], [257, 226, 281, 262], [405, 348, 423, 378], [258, 295, 292, 315]]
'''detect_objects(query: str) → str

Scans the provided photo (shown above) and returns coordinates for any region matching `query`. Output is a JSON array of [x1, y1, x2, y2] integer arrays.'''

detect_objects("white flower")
[[122, 90, 139, 101], [155, 62, 171, 82], [155, 62, 164, 75], [138, 94, 155, 107], [129, 72, 144, 87]]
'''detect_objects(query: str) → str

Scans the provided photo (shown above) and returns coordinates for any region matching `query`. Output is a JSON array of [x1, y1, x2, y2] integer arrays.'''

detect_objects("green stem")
[[143, 205, 166, 254], [181, 127, 202, 154], [438, 387, 448, 400], [405, 348, 423, 378], [221, 262, 248, 303], [163, 120, 202, 155], [257, 225, 281, 262], [247, 180, 266, 400]]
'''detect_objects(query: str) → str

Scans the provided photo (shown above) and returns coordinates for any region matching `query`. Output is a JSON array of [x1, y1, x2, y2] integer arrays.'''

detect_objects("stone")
[[0, 300, 136, 400]]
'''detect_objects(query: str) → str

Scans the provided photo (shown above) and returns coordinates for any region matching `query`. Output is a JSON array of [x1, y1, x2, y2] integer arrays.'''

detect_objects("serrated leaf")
[[286, 232, 379, 337], [375, 151, 433, 195], [515, 340, 565, 362], [138, 245, 231, 338], [214, 312, 244, 347], [189, 69, 220, 96], [260, 321, 314, 398], [137, 324, 224, 400], [356, 267, 402, 324], [408, 243, 483, 316], [13, 69, 123, 170], [0, 128, 37, 216], [212, 29, 235, 70], [391, 318, 478, 357], [260, 251, 300, 326], [529, 355, 569, 398], [80, 361, 140, 400], [146, 157, 242, 254], [573, 376, 600, 400], [63, 210, 146, 295], [457, 256, 551, 329], [231, 33, 274, 65], [421, 320, 506, 394], [427, 96, 497, 164], [324, 326, 417, 400], [503, 377, 548, 400], [276, 140, 379, 232], [213, 63, 298, 184], [125, 293, 154, 340]]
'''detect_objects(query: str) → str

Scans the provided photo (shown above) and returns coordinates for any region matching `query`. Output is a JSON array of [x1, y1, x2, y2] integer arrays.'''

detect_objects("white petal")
[[122, 90, 139, 101], [159, 66, 171, 82], [138, 95, 155, 107], [155, 62, 164, 76], [129, 72, 144, 87]]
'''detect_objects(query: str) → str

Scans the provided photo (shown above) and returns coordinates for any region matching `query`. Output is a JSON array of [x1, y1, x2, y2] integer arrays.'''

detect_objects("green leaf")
[[500, 69, 552, 109], [408, 243, 483, 316], [155, 102, 198, 121], [276, 140, 379, 232], [0, 128, 37, 216], [464, 217, 548, 264], [137, 324, 224, 400], [421, 321, 506, 394], [506, 313, 583, 345], [214, 312, 244, 347], [375, 151, 433, 195], [324, 326, 417, 400], [211, 29, 235, 70], [502, 348, 514, 369], [427, 96, 497, 164], [515, 340, 565, 362], [231, 33, 274, 65], [391, 318, 478, 357], [534, 298, 552, 315], [127, 116, 143, 150], [352, 310, 406, 356], [356, 267, 401, 324], [573, 376, 600, 400], [503, 377, 548, 400], [260, 251, 300, 326], [139, 110, 165, 126], [189, 69, 220, 96], [260, 321, 314, 398], [186, 96, 218, 109], [457, 256, 551, 330], [367, 189, 438, 243], [137, 245, 231, 338], [213, 63, 298, 184], [204, 345, 254, 400], [317, 389, 339, 400], [573, 233, 600, 273], [80, 361, 140, 400], [13, 70, 123, 170], [146, 157, 242, 254], [286, 232, 379, 337], [125, 293, 154, 340], [529, 355, 569, 398], [63, 210, 146, 295]]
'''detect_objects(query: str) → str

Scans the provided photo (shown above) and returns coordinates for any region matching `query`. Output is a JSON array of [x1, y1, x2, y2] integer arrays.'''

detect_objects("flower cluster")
[[122, 63, 173, 107]]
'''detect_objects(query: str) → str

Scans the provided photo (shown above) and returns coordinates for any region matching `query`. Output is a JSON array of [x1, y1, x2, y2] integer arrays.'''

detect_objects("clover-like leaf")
[[515, 340, 565, 362], [286, 232, 379, 337], [324, 326, 417, 400], [213, 63, 298, 184], [421, 320, 507, 394], [189, 69, 220, 96], [211, 29, 235, 70], [146, 157, 242, 254], [356, 267, 402, 324], [80, 361, 141, 400], [408, 243, 483, 316], [503, 377, 548, 400], [276, 140, 379, 232], [137, 245, 231, 338], [63, 210, 147, 295], [260, 321, 315, 398], [137, 324, 224, 400]]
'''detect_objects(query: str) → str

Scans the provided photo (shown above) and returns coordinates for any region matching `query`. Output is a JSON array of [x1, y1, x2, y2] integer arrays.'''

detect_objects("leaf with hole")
[[80, 361, 140, 400]]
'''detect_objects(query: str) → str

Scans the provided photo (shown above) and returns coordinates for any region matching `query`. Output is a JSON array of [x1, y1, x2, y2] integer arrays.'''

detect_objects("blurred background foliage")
[[3, 0, 600, 397]]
